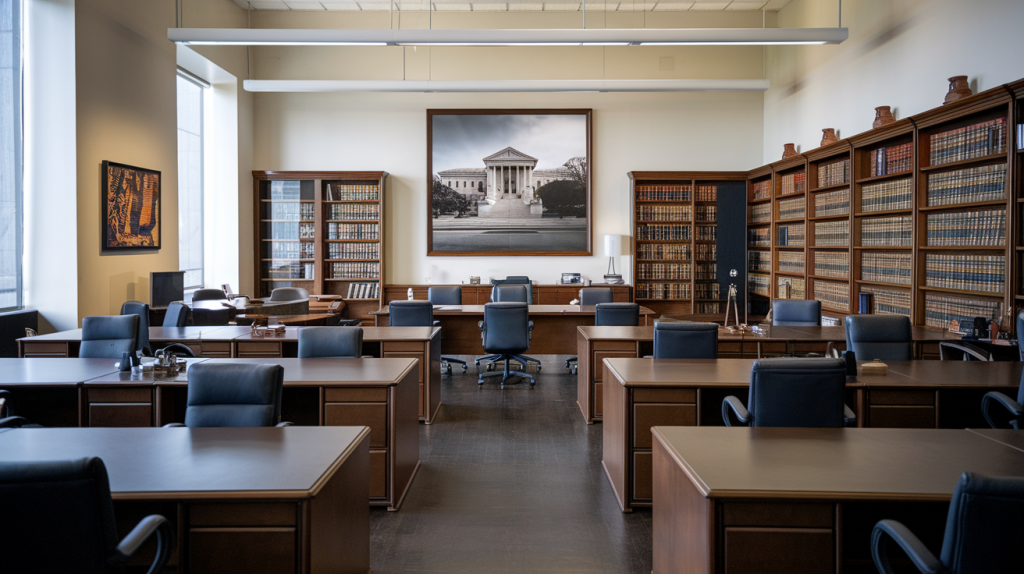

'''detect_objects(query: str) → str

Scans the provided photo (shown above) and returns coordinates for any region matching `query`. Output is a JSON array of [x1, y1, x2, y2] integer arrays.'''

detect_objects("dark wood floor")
[[369, 355, 653, 573]]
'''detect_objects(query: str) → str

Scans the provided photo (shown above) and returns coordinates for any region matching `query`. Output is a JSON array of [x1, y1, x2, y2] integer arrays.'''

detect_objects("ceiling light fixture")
[[241, 79, 770, 93]]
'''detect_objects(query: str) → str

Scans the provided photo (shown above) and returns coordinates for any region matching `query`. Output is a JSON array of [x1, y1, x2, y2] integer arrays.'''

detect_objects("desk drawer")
[[370, 449, 388, 499], [189, 342, 232, 358], [870, 390, 934, 406], [89, 388, 151, 403], [235, 341, 283, 358], [633, 388, 697, 404], [594, 351, 636, 382], [718, 342, 743, 357], [89, 404, 152, 427], [190, 528, 296, 573], [20, 342, 69, 357], [723, 527, 833, 574], [325, 388, 388, 402], [324, 403, 387, 448], [723, 503, 833, 528], [869, 405, 936, 428], [190, 503, 298, 527], [633, 451, 652, 501], [633, 403, 697, 449]]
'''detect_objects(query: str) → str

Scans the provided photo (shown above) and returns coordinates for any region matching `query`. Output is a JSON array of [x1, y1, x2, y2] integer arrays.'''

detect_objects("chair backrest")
[[0, 457, 120, 573], [79, 315, 139, 359], [191, 307, 232, 327], [491, 277, 532, 304], [428, 286, 462, 305], [269, 287, 309, 302], [653, 322, 718, 359], [482, 302, 530, 354], [389, 300, 434, 327], [595, 303, 640, 327], [747, 358, 847, 427], [297, 326, 363, 358], [579, 288, 614, 305], [845, 315, 913, 361], [771, 299, 821, 326], [163, 301, 191, 327], [937, 472, 1024, 573], [191, 288, 228, 301], [184, 363, 284, 427], [491, 284, 529, 303], [1017, 309, 1024, 361], [120, 301, 150, 354]]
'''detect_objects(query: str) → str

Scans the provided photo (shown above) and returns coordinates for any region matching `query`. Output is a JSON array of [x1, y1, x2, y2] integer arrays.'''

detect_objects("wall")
[[764, 0, 1024, 163]]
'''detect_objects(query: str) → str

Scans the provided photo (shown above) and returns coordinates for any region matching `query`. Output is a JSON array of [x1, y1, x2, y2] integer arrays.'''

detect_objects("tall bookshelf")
[[772, 158, 808, 302], [747, 166, 773, 317], [253, 171, 389, 323], [1012, 80, 1024, 321]]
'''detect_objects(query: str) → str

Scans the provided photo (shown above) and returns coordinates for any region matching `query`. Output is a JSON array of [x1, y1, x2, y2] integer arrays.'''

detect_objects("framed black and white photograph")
[[427, 109, 592, 256]]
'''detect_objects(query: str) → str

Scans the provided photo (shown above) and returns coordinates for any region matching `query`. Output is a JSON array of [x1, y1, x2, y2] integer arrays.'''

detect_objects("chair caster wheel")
[[536, 365, 542, 372], [486, 363, 495, 371], [570, 366, 577, 375], [477, 379, 484, 385], [461, 365, 468, 372]]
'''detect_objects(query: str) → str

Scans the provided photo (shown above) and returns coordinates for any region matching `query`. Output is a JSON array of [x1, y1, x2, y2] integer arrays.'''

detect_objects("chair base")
[[441, 356, 468, 375], [565, 356, 578, 374], [478, 356, 536, 388], [476, 354, 540, 372]]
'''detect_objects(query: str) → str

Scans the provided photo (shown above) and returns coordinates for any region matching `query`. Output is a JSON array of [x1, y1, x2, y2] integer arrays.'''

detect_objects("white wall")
[[764, 0, 1024, 163]]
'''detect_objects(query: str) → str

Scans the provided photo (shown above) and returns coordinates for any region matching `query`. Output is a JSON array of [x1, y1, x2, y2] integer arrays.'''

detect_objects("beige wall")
[[764, 0, 1024, 164]]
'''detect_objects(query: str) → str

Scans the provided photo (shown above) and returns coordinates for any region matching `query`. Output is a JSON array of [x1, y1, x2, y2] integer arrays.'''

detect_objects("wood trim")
[[804, 140, 852, 162], [307, 427, 371, 498], [253, 171, 387, 181], [629, 171, 747, 181]]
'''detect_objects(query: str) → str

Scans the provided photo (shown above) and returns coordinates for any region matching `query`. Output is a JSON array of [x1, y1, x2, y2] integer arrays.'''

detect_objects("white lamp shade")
[[603, 234, 622, 257]]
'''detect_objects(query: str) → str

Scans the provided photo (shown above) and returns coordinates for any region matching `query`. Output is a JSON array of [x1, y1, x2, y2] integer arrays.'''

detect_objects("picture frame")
[[561, 273, 582, 285], [102, 160, 161, 250], [427, 109, 592, 256]]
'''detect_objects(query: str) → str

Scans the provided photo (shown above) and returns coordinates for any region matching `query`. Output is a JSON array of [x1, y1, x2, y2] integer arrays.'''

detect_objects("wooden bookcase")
[[253, 171, 389, 323], [746, 166, 773, 316], [1011, 79, 1024, 321], [772, 157, 808, 302], [806, 142, 854, 315]]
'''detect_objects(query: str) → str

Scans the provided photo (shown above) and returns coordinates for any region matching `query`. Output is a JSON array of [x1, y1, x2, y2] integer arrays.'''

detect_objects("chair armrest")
[[843, 404, 857, 427], [162, 422, 186, 428], [478, 320, 486, 344], [112, 514, 174, 574], [871, 519, 941, 574], [276, 421, 294, 427], [0, 415, 30, 428], [825, 342, 840, 358], [982, 391, 1024, 429], [722, 396, 750, 427]]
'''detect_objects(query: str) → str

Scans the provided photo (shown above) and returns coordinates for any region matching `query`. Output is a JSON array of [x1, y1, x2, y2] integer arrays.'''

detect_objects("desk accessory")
[[842, 350, 857, 375], [861, 359, 888, 376], [561, 273, 582, 285], [470, 276, 480, 285]]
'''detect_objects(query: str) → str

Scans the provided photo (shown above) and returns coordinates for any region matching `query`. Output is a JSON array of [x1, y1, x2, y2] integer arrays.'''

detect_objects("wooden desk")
[[86, 357, 420, 511], [651, 427, 1024, 574], [602, 358, 1021, 511], [235, 313, 338, 326], [968, 428, 1024, 452], [0, 426, 370, 574], [0, 358, 122, 427], [17, 326, 249, 359]]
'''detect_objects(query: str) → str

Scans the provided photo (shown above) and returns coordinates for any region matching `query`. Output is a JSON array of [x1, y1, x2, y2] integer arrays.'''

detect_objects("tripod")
[[723, 283, 741, 328]]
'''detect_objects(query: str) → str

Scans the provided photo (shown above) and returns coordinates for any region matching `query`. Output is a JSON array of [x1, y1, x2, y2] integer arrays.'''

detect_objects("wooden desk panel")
[[0, 358, 123, 427], [0, 427, 370, 574]]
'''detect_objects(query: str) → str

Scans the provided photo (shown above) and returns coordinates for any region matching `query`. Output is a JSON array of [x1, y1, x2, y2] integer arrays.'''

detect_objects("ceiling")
[[231, 0, 792, 12]]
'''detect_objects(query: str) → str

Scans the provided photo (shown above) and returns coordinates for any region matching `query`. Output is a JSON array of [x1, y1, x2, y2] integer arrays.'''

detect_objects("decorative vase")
[[782, 143, 798, 159], [820, 128, 839, 147], [873, 106, 895, 128], [943, 75, 972, 105]]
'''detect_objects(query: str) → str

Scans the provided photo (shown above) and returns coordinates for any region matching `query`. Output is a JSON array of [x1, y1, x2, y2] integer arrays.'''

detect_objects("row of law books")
[[696, 226, 717, 241], [749, 228, 771, 247], [861, 251, 912, 285], [345, 282, 380, 299], [696, 302, 721, 313], [695, 283, 720, 300], [861, 178, 913, 213], [331, 261, 380, 279], [327, 242, 380, 260], [814, 220, 850, 247], [637, 224, 691, 241], [813, 280, 850, 312], [869, 142, 912, 177], [695, 262, 717, 281], [925, 254, 1005, 294], [695, 184, 718, 202], [777, 276, 806, 299], [777, 224, 805, 247], [778, 197, 805, 220], [748, 273, 771, 297], [695, 243, 717, 261], [325, 183, 379, 201], [925, 209, 1006, 247], [861, 216, 912, 247], [860, 285, 911, 316], [923, 292, 1001, 329], [636, 282, 692, 300], [814, 251, 850, 279], [778, 251, 805, 274], [817, 158, 850, 188], [751, 179, 772, 201], [327, 223, 379, 240], [750, 203, 771, 224], [637, 205, 692, 221], [814, 189, 849, 217], [638, 243, 691, 260], [695, 205, 717, 222], [267, 262, 315, 280], [779, 172, 806, 196], [638, 263, 691, 280], [926, 163, 1007, 206], [636, 184, 692, 201], [748, 251, 771, 272], [328, 203, 380, 220], [929, 117, 1006, 166], [267, 222, 315, 240]]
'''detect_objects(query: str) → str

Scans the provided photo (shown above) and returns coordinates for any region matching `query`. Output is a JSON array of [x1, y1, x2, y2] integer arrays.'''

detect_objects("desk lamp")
[[603, 234, 624, 285]]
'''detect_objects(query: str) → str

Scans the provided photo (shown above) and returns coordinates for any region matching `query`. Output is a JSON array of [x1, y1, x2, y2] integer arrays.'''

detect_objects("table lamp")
[[603, 234, 623, 285]]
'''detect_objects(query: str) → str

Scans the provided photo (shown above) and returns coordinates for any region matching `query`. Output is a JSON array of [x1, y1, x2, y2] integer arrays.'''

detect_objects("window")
[[0, 0, 22, 310], [176, 70, 206, 289]]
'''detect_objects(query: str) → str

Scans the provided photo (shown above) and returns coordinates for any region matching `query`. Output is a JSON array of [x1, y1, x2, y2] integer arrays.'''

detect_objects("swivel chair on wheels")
[[478, 302, 535, 388]]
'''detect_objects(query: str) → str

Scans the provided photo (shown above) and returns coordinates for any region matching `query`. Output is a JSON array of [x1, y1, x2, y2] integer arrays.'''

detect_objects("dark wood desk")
[[651, 427, 1024, 574], [0, 358, 125, 426], [968, 428, 1024, 452], [373, 304, 656, 355], [602, 358, 1022, 511], [0, 426, 370, 574], [18, 326, 250, 359], [86, 357, 420, 511]]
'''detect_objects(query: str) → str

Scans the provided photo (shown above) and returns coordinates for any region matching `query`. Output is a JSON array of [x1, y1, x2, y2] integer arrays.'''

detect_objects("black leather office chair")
[[871, 472, 1024, 574], [580, 287, 614, 305], [297, 326, 363, 358], [429, 286, 468, 374], [191, 305, 232, 327], [939, 341, 992, 361], [491, 276, 532, 304], [722, 358, 856, 427], [478, 302, 535, 388], [478, 284, 540, 370], [165, 362, 289, 427], [982, 371, 1024, 429], [162, 301, 191, 327], [120, 301, 151, 356], [0, 390, 41, 428], [653, 321, 718, 359], [79, 315, 139, 359], [771, 299, 821, 326], [0, 457, 173, 574], [389, 300, 434, 326], [191, 288, 229, 301], [269, 287, 309, 302], [566, 300, 639, 374], [845, 315, 913, 361]]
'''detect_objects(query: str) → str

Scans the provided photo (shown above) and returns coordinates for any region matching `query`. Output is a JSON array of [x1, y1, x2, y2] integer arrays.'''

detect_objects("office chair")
[[871, 472, 1024, 574], [191, 288, 229, 301], [79, 315, 139, 360], [1017, 309, 1024, 361], [477, 284, 541, 371], [939, 341, 992, 361], [981, 371, 1024, 429], [478, 302, 535, 388], [0, 390, 41, 428], [162, 301, 191, 327], [653, 321, 718, 359], [297, 326, 363, 358], [268, 287, 309, 302], [491, 276, 533, 304], [565, 299, 638, 374], [771, 299, 821, 326], [429, 286, 468, 374], [120, 300, 151, 356], [845, 315, 913, 361], [0, 457, 173, 574], [164, 362, 290, 427], [388, 300, 434, 326], [722, 358, 856, 427]]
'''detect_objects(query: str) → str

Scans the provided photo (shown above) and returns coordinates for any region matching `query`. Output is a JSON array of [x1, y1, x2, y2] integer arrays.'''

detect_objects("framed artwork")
[[427, 109, 592, 256], [102, 161, 161, 250]]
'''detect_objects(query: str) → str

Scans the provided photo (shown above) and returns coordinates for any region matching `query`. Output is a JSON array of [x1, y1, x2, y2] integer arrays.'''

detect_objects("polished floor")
[[369, 355, 653, 573]]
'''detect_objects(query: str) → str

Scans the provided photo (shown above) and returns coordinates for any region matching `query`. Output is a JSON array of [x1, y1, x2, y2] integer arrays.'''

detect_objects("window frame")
[[176, 67, 208, 291]]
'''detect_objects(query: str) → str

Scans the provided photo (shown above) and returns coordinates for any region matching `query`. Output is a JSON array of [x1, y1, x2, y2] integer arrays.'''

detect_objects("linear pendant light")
[[241, 79, 770, 93], [168, 27, 848, 47]]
